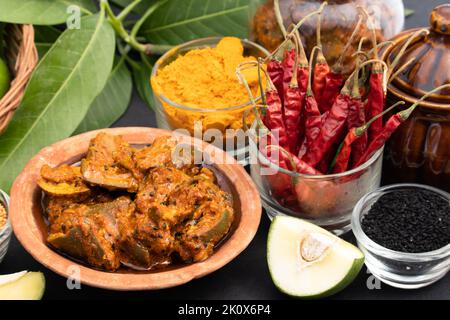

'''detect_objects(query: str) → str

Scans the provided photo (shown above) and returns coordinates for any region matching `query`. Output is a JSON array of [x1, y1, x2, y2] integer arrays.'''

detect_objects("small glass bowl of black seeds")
[[352, 184, 450, 289]]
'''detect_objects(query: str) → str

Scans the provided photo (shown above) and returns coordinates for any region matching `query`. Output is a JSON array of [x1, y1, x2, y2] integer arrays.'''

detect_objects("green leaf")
[[74, 58, 132, 134], [36, 43, 53, 58], [131, 60, 153, 108], [0, 0, 94, 25], [0, 14, 115, 191], [71, 0, 97, 13], [34, 26, 62, 58], [110, 0, 154, 15], [139, 0, 256, 45]]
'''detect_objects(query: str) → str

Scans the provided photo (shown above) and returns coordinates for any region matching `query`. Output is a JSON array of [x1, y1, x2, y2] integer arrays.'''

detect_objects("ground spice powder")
[[362, 189, 450, 253], [152, 37, 260, 109], [0, 203, 6, 230]]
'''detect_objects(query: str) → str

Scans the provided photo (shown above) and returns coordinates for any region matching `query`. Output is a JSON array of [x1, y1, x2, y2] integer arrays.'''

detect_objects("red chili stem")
[[333, 14, 363, 72], [306, 46, 320, 96], [387, 29, 428, 80], [263, 4, 327, 64], [357, 6, 378, 60], [274, 0, 287, 37]]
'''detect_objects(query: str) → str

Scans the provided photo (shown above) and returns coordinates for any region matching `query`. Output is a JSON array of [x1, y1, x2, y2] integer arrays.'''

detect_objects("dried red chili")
[[366, 69, 386, 141], [347, 41, 369, 166], [265, 83, 289, 149], [320, 71, 344, 113], [332, 102, 405, 173], [267, 58, 284, 102], [282, 36, 303, 153], [267, 145, 321, 176], [302, 60, 380, 167], [319, 15, 363, 112], [301, 88, 350, 167], [282, 45, 296, 102], [263, 144, 321, 206], [294, 30, 309, 93], [313, 51, 330, 112], [355, 85, 450, 167], [298, 47, 322, 158], [236, 60, 288, 149]]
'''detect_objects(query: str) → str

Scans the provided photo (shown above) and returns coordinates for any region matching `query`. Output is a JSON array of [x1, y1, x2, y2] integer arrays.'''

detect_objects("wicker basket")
[[0, 24, 38, 134]]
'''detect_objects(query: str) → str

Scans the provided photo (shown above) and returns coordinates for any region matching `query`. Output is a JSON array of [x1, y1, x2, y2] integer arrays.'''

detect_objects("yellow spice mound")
[[152, 37, 260, 109]]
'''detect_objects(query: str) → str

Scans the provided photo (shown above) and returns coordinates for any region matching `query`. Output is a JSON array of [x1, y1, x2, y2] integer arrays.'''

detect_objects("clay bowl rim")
[[381, 27, 450, 111], [9, 127, 262, 291]]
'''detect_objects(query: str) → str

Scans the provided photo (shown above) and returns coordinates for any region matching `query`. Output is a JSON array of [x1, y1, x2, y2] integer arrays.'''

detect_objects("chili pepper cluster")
[[241, 9, 450, 210]]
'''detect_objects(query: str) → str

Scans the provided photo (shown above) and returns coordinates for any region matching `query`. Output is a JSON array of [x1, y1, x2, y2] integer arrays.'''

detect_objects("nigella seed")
[[361, 189, 450, 253]]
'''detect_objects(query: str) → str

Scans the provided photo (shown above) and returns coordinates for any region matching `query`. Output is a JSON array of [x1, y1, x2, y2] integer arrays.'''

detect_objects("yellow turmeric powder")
[[151, 37, 264, 132]]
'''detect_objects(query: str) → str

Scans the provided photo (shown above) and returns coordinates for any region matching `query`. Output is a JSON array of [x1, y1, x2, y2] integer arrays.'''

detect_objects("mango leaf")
[[131, 60, 154, 108], [34, 26, 62, 58], [74, 58, 132, 134], [139, 0, 259, 45], [110, 0, 154, 15], [0, 0, 95, 25], [0, 14, 115, 191]]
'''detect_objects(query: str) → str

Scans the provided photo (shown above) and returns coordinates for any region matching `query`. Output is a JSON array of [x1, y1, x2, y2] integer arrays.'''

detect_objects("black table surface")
[[1, 0, 448, 300]]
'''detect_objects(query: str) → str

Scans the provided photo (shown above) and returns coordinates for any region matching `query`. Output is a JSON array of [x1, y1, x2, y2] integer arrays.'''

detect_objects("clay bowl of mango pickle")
[[8, 127, 262, 290]]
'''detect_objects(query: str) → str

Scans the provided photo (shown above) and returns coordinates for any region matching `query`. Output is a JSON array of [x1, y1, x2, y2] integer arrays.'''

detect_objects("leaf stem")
[[101, 0, 172, 55], [117, 0, 142, 21]]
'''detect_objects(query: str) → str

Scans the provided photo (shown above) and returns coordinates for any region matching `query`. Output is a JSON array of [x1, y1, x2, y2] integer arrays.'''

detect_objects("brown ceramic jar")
[[382, 5, 450, 192]]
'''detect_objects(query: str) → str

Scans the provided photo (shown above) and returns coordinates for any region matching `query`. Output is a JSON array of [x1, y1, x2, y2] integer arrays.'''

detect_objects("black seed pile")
[[361, 189, 450, 253]]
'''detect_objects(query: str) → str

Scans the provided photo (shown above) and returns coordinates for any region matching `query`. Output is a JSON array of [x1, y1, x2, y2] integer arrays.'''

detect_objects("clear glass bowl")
[[0, 189, 12, 264], [151, 37, 269, 164], [247, 121, 383, 235], [352, 183, 450, 289]]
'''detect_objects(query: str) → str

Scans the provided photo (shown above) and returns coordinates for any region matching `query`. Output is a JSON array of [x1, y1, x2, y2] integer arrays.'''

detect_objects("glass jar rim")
[[0, 189, 10, 235], [151, 37, 270, 113], [351, 183, 450, 261]]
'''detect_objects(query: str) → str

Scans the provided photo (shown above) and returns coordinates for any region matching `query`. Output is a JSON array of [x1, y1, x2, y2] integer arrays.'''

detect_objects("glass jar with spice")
[[0, 189, 11, 264], [246, 120, 384, 235], [151, 37, 269, 163], [251, 0, 404, 74], [352, 183, 450, 289]]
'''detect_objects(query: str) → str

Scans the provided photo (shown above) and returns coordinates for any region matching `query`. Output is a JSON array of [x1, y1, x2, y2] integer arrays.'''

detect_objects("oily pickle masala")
[[151, 37, 262, 131], [38, 133, 235, 271]]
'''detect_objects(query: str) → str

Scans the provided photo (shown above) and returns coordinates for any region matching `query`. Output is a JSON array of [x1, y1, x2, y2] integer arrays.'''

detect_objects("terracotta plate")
[[9, 127, 262, 290]]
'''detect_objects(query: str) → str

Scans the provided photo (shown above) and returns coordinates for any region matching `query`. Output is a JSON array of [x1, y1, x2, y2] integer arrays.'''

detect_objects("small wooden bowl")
[[9, 127, 262, 290]]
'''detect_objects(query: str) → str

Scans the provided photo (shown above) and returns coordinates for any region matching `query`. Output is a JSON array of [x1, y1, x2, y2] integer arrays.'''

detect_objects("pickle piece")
[[194, 210, 234, 243], [38, 165, 90, 196]]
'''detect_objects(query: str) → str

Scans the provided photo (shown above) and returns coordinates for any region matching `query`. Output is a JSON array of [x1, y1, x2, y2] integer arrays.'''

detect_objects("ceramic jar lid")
[[386, 4, 450, 105]]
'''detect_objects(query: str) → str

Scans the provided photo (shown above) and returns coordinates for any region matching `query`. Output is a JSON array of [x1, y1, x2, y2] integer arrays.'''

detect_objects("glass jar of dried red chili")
[[251, 0, 404, 74], [245, 120, 384, 236], [381, 5, 450, 192]]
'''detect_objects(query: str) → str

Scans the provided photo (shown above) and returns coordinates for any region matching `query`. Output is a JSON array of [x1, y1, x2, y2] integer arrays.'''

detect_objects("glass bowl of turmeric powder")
[[151, 37, 269, 163]]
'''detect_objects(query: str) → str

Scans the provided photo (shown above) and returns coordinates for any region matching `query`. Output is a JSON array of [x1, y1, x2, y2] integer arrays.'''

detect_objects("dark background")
[[0, 0, 449, 300]]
